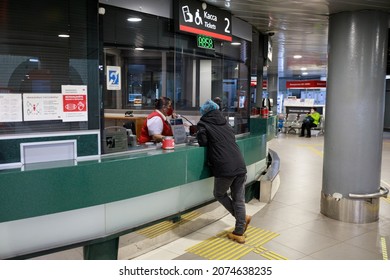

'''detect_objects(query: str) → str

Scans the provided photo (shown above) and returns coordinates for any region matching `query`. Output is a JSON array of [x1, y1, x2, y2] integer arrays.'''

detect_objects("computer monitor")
[[170, 118, 184, 125]]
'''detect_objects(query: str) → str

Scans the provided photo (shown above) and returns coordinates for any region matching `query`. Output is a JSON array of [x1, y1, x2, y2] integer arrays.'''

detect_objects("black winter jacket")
[[196, 110, 247, 177]]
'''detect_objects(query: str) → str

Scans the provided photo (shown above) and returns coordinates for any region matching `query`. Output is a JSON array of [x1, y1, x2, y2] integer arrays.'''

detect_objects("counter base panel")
[[0, 161, 265, 260]]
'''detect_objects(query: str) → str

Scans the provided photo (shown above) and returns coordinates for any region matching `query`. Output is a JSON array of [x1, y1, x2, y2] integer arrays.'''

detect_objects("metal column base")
[[320, 192, 380, 224]]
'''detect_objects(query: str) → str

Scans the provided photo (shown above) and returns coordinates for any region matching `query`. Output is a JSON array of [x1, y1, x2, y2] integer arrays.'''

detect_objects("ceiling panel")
[[205, 0, 390, 78]]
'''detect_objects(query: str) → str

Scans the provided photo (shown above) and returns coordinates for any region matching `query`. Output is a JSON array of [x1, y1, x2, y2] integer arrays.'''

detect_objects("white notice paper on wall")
[[61, 85, 88, 122], [0, 93, 23, 122], [23, 93, 62, 121]]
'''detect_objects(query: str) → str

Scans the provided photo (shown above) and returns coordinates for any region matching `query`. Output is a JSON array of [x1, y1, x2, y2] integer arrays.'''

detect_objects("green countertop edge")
[[0, 117, 274, 223]]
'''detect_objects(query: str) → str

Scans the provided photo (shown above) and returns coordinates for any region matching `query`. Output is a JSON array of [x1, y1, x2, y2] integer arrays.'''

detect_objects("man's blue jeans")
[[214, 174, 247, 235]]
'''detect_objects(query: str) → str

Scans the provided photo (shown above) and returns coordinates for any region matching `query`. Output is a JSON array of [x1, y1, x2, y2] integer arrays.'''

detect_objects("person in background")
[[196, 99, 251, 244], [299, 107, 321, 138], [138, 97, 176, 143]]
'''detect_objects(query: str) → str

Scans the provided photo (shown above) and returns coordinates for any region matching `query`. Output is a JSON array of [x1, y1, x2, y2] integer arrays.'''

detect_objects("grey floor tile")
[[31, 247, 83, 260], [259, 240, 306, 260], [345, 231, 388, 255], [309, 242, 382, 260], [259, 201, 289, 212], [300, 218, 373, 241], [377, 220, 390, 235], [174, 252, 206, 260], [250, 215, 295, 232], [272, 189, 320, 206], [238, 251, 268, 260], [31, 132, 390, 260], [263, 205, 324, 226], [274, 227, 340, 255], [379, 199, 390, 219], [291, 197, 322, 214]]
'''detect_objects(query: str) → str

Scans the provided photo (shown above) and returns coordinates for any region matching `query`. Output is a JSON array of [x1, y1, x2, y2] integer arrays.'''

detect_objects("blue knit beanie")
[[200, 99, 220, 116]]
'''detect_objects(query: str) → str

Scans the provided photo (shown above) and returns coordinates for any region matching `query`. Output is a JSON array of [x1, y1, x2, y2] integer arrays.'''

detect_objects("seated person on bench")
[[299, 107, 321, 138]]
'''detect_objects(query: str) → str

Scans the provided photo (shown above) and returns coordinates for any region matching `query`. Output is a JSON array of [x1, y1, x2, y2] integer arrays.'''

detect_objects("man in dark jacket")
[[196, 99, 251, 244]]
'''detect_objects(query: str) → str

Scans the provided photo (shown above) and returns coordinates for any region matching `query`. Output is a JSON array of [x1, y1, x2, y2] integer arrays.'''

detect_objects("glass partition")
[[102, 5, 250, 137], [0, 0, 99, 135]]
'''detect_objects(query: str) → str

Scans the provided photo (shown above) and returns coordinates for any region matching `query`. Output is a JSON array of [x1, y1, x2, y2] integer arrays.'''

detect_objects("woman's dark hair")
[[154, 97, 171, 109]]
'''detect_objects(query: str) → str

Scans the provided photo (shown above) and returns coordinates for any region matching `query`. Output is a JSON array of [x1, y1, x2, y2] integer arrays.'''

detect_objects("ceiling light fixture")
[[301, 67, 307, 71], [302, 72, 308, 75], [134, 47, 144, 51], [231, 42, 241, 46], [127, 17, 142, 22], [293, 55, 302, 59], [58, 34, 70, 38]]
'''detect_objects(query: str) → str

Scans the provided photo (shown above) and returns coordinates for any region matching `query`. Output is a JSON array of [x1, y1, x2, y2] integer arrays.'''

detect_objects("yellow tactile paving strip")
[[136, 211, 202, 239], [186, 226, 287, 260], [253, 246, 288, 260], [187, 236, 253, 260], [381, 237, 388, 260]]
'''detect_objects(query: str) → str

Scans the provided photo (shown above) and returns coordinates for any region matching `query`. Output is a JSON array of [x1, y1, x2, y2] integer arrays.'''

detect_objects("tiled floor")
[[134, 131, 390, 260], [33, 131, 390, 260]]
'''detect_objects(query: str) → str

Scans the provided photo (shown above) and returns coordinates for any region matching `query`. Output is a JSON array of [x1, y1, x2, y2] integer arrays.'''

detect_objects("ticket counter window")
[[0, 0, 98, 136], [101, 5, 250, 137]]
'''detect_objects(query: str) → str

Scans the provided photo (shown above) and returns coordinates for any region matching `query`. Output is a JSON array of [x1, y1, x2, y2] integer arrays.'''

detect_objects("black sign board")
[[175, 0, 232, 42]]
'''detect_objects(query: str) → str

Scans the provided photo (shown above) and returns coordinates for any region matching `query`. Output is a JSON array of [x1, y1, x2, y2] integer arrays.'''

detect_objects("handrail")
[[349, 186, 389, 199]]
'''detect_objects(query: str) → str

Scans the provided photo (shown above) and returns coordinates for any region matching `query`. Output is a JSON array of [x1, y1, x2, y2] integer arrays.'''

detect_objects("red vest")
[[138, 111, 173, 143]]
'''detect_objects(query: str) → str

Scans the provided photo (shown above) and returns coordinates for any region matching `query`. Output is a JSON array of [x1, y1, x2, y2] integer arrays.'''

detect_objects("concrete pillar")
[[321, 10, 389, 223]]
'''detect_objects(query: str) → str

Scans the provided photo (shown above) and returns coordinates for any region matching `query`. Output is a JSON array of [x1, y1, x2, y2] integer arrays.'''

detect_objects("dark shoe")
[[244, 215, 252, 233], [227, 232, 246, 244], [305, 135, 311, 138], [299, 135, 304, 137]]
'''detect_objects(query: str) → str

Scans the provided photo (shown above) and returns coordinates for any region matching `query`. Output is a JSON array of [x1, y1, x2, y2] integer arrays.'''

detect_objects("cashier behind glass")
[[138, 97, 176, 144]]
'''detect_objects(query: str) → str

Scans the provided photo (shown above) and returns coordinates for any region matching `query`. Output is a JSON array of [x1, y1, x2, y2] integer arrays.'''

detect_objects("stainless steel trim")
[[349, 186, 389, 199], [321, 192, 380, 223]]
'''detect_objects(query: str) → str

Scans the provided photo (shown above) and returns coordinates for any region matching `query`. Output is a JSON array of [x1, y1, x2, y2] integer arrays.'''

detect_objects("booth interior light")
[[127, 17, 142, 22]]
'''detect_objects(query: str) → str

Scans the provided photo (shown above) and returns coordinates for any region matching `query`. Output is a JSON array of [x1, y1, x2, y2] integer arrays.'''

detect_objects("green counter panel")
[[0, 134, 267, 223], [249, 116, 277, 141], [0, 151, 186, 223], [0, 133, 99, 164], [186, 147, 212, 182], [241, 135, 267, 165]]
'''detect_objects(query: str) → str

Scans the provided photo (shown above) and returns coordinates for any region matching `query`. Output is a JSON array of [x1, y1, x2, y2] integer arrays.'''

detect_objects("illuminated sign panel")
[[286, 80, 327, 89], [175, 0, 232, 42], [197, 35, 214, 49]]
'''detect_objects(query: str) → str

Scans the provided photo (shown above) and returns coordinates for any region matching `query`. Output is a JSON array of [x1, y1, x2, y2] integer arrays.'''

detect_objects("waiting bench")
[[311, 115, 325, 136]]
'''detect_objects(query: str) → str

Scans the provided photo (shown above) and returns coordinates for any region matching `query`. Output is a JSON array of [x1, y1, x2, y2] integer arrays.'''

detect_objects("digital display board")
[[197, 35, 214, 49], [175, 0, 232, 42]]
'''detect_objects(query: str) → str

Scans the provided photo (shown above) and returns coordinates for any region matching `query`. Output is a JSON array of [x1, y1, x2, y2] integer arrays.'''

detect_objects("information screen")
[[197, 35, 214, 49]]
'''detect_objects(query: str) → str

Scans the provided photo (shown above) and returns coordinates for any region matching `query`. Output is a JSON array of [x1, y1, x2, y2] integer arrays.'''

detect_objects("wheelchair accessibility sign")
[[107, 66, 121, 90], [176, 0, 232, 42]]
